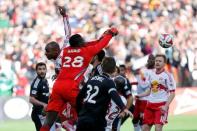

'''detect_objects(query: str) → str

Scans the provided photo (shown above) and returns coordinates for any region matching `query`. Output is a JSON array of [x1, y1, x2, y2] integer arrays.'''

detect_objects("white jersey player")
[[53, 6, 71, 73], [45, 6, 71, 78], [137, 54, 176, 131], [132, 54, 155, 131], [105, 95, 127, 131]]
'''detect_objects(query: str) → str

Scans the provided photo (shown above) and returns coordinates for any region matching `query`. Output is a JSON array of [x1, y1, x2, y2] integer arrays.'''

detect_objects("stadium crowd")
[[0, 0, 197, 96]]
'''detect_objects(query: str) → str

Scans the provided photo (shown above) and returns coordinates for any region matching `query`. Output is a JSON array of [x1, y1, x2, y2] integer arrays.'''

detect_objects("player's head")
[[155, 54, 167, 70], [45, 41, 60, 60], [114, 75, 125, 92], [36, 62, 47, 78], [119, 64, 126, 76], [69, 34, 85, 47], [146, 54, 155, 69], [101, 57, 116, 75], [91, 50, 105, 64]]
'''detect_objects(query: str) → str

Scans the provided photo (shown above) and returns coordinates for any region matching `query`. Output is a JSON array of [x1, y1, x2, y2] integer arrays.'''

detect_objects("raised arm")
[[87, 28, 118, 56], [58, 6, 71, 45]]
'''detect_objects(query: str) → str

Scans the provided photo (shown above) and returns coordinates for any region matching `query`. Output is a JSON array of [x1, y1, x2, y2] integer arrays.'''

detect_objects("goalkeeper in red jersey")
[[41, 25, 118, 131]]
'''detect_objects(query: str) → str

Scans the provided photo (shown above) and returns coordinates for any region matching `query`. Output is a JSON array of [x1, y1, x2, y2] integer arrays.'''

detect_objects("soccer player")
[[109, 65, 133, 130], [76, 57, 132, 131], [29, 62, 50, 131], [40, 28, 118, 131], [132, 54, 155, 131], [45, 6, 71, 78], [105, 75, 128, 131], [136, 54, 176, 131], [45, 6, 75, 130], [82, 49, 105, 84]]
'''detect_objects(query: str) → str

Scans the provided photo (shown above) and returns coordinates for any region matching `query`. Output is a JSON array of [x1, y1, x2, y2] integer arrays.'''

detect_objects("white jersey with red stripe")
[[136, 68, 153, 101], [105, 95, 127, 130], [148, 70, 176, 103]]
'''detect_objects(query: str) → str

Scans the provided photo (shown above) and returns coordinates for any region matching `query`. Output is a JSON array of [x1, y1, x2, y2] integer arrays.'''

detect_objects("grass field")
[[0, 115, 197, 131]]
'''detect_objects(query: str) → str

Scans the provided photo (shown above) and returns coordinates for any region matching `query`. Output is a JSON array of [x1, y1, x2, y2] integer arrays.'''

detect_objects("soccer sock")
[[40, 125, 50, 131], [134, 124, 142, 131]]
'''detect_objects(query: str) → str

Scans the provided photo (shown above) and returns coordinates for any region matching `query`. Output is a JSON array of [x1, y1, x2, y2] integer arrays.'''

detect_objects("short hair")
[[155, 54, 167, 63], [101, 57, 116, 74], [36, 62, 46, 70], [114, 75, 126, 91], [69, 34, 85, 47], [97, 50, 105, 62], [119, 64, 126, 69]]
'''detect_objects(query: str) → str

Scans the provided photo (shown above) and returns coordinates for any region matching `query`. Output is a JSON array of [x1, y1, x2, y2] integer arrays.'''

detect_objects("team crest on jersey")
[[151, 80, 159, 93]]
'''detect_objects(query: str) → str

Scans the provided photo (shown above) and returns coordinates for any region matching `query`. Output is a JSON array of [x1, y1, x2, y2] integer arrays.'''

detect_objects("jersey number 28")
[[63, 56, 84, 68]]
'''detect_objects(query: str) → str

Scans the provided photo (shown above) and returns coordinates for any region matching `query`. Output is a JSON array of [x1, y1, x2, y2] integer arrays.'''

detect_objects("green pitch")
[[0, 115, 196, 131]]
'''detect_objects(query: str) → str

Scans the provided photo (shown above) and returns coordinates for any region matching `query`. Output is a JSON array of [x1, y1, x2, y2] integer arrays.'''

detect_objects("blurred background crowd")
[[0, 0, 197, 96]]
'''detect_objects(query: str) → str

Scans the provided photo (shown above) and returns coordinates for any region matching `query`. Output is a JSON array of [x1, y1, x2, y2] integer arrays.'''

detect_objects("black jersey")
[[30, 76, 49, 113], [118, 75, 132, 98], [76, 73, 126, 128], [92, 64, 103, 76]]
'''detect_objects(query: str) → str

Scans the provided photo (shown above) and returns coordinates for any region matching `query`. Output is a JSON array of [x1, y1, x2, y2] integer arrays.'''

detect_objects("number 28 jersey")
[[56, 34, 113, 82]]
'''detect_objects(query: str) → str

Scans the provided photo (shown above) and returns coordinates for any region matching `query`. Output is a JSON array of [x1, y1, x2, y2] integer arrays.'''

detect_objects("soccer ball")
[[159, 34, 173, 48]]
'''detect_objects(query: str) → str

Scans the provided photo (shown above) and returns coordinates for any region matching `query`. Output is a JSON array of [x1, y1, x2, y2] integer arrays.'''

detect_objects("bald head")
[[45, 41, 60, 51], [45, 41, 61, 60]]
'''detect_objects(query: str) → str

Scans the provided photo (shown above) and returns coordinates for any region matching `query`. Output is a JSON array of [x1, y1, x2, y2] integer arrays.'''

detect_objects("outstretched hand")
[[108, 27, 118, 36], [103, 27, 118, 37]]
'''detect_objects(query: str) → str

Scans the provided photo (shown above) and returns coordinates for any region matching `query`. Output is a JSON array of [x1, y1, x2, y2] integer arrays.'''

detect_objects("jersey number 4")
[[63, 56, 84, 68], [84, 85, 99, 104]]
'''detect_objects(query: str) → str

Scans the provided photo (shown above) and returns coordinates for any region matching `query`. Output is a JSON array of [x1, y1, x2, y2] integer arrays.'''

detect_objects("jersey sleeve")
[[166, 73, 176, 92], [122, 79, 132, 98], [30, 78, 40, 97], [86, 34, 113, 56], [63, 15, 71, 47]]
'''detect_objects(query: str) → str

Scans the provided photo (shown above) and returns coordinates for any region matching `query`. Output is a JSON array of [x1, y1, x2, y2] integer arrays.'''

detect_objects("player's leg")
[[155, 124, 163, 131], [60, 81, 79, 130], [132, 100, 141, 131], [142, 107, 154, 131], [31, 110, 42, 131], [40, 81, 65, 131], [142, 124, 152, 131], [154, 106, 168, 131], [133, 118, 141, 131]]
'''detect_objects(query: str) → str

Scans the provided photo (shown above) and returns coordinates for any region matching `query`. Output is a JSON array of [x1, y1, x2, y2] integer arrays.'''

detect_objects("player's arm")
[[29, 82, 47, 108], [161, 73, 176, 112], [87, 28, 118, 56], [124, 79, 133, 109], [136, 88, 151, 98], [107, 81, 132, 118], [107, 81, 128, 111], [58, 6, 71, 45]]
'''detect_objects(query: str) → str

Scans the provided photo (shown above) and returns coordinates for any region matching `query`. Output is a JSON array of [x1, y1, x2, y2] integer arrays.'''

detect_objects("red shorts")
[[58, 102, 78, 122], [143, 102, 168, 125], [133, 99, 147, 119], [47, 80, 79, 113]]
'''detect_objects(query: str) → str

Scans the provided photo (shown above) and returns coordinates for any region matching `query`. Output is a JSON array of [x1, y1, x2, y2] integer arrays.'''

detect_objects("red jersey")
[[57, 33, 113, 82]]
